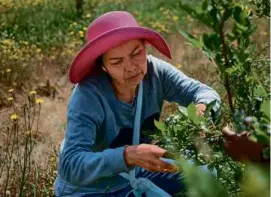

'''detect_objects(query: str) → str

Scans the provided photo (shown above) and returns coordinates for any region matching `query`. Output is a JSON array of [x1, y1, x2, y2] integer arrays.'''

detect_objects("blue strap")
[[129, 81, 143, 181], [123, 81, 171, 197]]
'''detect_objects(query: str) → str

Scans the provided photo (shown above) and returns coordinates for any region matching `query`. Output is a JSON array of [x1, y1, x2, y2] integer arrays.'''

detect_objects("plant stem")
[[18, 135, 29, 197], [4, 122, 17, 197], [219, 17, 234, 112]]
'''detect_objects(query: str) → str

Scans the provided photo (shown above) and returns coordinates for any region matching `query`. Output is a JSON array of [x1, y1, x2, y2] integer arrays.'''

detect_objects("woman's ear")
[[101, 66, 107, 72], [97, 55, 108, 73]]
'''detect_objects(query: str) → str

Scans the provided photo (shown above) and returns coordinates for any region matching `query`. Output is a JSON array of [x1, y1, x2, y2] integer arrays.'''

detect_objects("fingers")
[[149, 145, 167, 157], [132, 144, 178, 173], [222, 126, 236, 135], [140, 156, 176, 173], [222, 126, 237, 141], [155, 157, 175, 172], [196, 104, 206, 116], [222, 127, 250, 141]]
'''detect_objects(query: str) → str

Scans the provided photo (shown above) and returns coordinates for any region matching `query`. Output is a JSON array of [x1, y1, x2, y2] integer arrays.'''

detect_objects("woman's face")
[[102, 39, 147, 88]]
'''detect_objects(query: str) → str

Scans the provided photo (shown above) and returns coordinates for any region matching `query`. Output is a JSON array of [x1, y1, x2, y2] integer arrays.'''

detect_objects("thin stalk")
[[18, 135, 29, 197], [219, 15, 234, 112], [33, 165, 40, 197], [3, 122, 17, 197]]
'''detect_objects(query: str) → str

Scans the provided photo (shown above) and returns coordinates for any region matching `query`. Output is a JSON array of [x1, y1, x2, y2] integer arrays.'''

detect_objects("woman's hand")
[[196, 103, 207, 116], [222, 126, 263, 162], [124, 144, 177, 173]]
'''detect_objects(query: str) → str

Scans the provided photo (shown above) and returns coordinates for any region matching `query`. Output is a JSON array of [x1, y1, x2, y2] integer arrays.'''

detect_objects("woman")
[[54, 11, 221, 196]]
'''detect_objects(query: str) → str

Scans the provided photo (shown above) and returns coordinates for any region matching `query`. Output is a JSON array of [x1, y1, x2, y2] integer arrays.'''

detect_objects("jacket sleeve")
[[58, 82, 130, 187], [152, 56, 221, 114]]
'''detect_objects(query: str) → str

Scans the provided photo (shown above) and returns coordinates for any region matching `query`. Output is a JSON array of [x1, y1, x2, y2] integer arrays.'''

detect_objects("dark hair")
[[96, 55, 103, 67]]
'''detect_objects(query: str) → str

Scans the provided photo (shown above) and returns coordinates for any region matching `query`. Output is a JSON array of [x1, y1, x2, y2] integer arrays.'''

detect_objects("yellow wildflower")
[[173, 16, 179, 21], [29, 90, 37, 95], [70, 31, 74, 35], [86, 13, 91, 18], [78, 31, 84, 38], [10, 114, 19, 120], [7, 97, 14, 101], [6, 68, 11, 73], [3, 39, 12, 45], [8, 89, 14, 93], [35, 98, 44, 104], [83, 27, 87, 31], [36, 48, 41, 53], [24, 130, 31, 137]]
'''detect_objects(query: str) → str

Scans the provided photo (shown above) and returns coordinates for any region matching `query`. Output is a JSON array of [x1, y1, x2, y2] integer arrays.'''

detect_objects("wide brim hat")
[[69, 11, 172, 84]]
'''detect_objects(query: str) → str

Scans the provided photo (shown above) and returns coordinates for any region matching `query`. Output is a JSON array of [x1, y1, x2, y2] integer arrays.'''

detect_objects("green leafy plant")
[[153, 103, 244, 196], [177, 0, 269, 116]]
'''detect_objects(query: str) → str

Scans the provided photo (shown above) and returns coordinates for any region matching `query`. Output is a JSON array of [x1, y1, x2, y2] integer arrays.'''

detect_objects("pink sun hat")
[[68, 11, 172, 84]]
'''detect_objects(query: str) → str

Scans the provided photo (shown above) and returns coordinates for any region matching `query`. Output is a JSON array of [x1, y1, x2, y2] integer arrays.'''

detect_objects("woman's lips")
[[127, 73, 140, 79]]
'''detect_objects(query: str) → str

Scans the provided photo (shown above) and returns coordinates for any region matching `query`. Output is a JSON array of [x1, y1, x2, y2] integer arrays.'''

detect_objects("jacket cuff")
[[197, 99, 221, 121], [104, 146, 132, 174]]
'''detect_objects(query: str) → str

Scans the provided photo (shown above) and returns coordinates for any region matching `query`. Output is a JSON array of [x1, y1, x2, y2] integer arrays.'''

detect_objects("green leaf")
[[202, 33, 221, 51], [251, 126, 270, 145], [254, 85, 267, 98], [262, 147, 270, 160], [260, 100, 270, 119], [242, 164, 270, 197], [178, 105, 188, 116], [187, 103, 205, 125], [154, 120, 167, 132], [233, 6, 249, 26], [177, 2, 213, 29], [201, 0, 208, 11], [223, 7, 233, 21], [254, 133, 270, 146], [179, 30, 203, 49], [177, 159, 227, 197]]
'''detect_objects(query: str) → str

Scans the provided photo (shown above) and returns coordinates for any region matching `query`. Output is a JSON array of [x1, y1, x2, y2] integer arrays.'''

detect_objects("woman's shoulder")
[[147, 54, 175, 71], [76, 70, 109, 95], [146, 54, 177, 79]]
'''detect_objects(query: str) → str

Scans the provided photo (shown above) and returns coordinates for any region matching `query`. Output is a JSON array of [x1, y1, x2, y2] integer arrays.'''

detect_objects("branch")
[[219, 12, 234, 112]]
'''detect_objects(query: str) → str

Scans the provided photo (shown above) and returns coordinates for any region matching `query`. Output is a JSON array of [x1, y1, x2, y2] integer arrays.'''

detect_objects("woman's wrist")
[[124, 145, 136, 167]]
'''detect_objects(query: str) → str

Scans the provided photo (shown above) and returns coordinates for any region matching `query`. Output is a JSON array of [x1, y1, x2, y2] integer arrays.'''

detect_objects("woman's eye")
[[131, 51, 140, 57], [111, 60, 122, 65]]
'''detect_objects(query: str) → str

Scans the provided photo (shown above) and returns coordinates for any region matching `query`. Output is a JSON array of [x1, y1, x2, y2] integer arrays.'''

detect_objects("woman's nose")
[[124, 59, 137, 72]]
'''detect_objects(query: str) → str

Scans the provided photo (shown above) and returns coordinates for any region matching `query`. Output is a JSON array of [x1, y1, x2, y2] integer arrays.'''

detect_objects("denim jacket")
[[54, 55, 221, 196]]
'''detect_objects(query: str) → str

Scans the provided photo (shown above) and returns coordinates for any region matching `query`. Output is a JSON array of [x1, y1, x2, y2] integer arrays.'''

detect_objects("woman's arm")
[[151, 55, 221, 116], [58, 82, 130, 187]]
